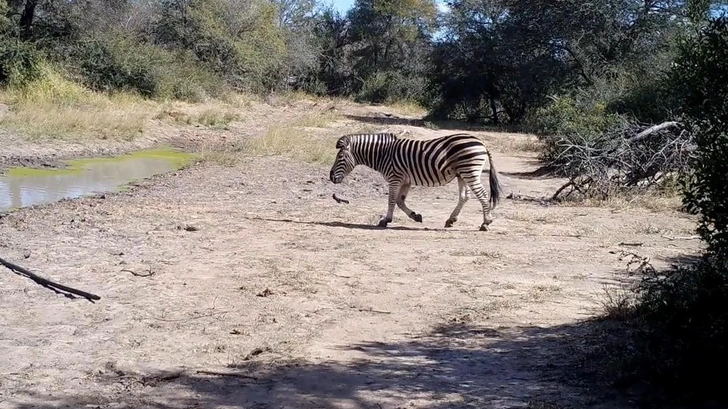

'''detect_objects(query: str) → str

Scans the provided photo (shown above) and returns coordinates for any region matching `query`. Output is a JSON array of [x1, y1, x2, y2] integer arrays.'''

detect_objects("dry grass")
[[154, 96, 252, 129], [601, 284, 637, 321], [244, 125, 337, 165], [0, 65, 155, 141], [196, 141, 246, 167], [265, 90, 349, 109], [0, 65, 263, 141], [559, 190, 685, 213], [293, 111, 343, 128], [387, 100, 428, 117], [480, 133, 543, 154], [451, 249, 504, 258]]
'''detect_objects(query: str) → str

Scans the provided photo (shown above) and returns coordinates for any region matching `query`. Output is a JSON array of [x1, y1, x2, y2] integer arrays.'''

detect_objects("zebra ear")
[[336, 136, 349, 150]]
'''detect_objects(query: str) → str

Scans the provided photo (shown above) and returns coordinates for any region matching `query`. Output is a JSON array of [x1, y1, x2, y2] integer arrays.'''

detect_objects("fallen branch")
[[196, 370, 260, 380], [627, 121, 680, 144], [121, 266, 156, 277], [332, 193, 350, 204], [552, 179, 575, 201], [661, 234, 701, 241], [547, 120, 693, 200], [121, 266, 155, 278], [0, 257, 101, 301]]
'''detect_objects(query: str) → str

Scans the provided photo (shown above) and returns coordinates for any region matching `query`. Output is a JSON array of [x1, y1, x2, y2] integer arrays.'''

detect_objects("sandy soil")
[[0, 100, 702, 409]]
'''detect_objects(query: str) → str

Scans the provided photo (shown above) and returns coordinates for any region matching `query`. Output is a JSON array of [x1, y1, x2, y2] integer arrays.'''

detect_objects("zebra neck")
[[351, 137, 396, 174]]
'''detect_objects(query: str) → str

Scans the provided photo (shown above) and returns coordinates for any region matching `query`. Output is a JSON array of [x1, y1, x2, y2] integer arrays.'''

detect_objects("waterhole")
[[0, 148, 195, 212]]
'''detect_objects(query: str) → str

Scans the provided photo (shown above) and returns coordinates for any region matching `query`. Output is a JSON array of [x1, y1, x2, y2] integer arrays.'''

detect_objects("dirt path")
[[0, 103, 702, 409]]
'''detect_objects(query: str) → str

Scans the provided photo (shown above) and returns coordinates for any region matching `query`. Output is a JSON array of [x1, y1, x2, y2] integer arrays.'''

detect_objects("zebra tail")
[[486, 150, 502, 208]]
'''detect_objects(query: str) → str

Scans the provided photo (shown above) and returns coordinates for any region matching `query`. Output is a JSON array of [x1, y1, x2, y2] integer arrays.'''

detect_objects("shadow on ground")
[[343, 114, 523, 134], [9, 318, 648, 409], [247, 216, 449, 231]]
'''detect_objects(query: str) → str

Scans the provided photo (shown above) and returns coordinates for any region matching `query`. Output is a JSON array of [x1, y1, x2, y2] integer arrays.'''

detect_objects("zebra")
[[329, 132, 503, 231]]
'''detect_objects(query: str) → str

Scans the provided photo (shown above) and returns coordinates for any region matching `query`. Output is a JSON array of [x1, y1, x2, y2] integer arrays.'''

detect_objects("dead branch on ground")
[[548, 121, 694, 200], [0, 257, 101, 301], [332, 193, 350, 204]]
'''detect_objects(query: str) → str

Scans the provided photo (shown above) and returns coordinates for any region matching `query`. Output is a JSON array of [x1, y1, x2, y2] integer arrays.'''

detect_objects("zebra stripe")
[[329, 132, 503, 231]]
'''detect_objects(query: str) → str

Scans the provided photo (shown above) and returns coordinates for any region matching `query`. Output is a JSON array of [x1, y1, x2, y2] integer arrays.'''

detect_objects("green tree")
[[676, 16, 728, 258], [347, 0, 438, 102]]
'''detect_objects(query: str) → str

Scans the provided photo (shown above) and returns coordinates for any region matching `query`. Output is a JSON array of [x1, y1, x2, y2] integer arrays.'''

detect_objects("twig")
[[661, 234, 700, 241], [196, 370, 259, 380], [357, 307, 392, 314], [332, 193, 350, 204], [121, 266, 155, 278], [153, 310, 234, 322], [0, 257, 101, 302], [618, 242, 644, 247]]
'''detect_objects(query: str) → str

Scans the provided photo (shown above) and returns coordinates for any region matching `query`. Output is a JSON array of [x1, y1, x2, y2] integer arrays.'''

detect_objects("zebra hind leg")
[[461, 172, 493, 231], [378, 181, 401, 227], [445, 177, 469, 228], [396, 183, 423, 223]]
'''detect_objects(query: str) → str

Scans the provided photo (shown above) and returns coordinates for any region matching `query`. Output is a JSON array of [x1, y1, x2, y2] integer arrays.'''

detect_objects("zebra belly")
[[403, 166, 456, 187]]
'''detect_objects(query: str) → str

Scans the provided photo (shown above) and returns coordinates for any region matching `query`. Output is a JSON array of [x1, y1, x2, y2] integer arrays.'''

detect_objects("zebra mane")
[[336, 132, 399, 149]]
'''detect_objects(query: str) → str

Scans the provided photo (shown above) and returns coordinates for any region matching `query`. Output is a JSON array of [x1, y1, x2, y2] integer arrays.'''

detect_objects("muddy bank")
[[0, 125, 223, 174]]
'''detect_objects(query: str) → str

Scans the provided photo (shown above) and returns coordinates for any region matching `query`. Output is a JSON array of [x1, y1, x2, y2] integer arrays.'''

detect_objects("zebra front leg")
[[396, 183, 423, 223], [445, 177, 469, 228], [378, 181, 400, 227], [462, 174, 494, 231]]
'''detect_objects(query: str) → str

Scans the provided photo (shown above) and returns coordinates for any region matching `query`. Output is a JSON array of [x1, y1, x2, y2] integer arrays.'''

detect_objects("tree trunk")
[[490, 96, 499, 124], [19, 0, 37, 38]]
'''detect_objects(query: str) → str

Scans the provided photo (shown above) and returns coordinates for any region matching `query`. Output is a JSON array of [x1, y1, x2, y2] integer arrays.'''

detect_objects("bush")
[[0, 39, 43, 87], [609, 17, 728, 407], [674, 17, 728, 258], [72, 34, 228, 102], [527, 95, 625, 138], [607, 80, 678, 124], [357, 70, 427, 105], [619, 257, 728, 405], [525, 95, 629, 166], [154, 0, 288, 94]]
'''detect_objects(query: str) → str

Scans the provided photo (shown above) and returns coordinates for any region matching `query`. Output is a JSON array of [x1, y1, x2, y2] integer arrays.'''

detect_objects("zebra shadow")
[[247, 217, 448, 232]]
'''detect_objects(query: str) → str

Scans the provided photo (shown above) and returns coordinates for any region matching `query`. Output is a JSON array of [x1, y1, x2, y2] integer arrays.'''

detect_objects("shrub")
[[0, 39, 43, 87], [525, 95, 629, 166], [72, 34, 228, 102], [674, 17, 728, 257], [357, 70, 428, 105], [609, 17, 728, 407], [619, 257, 728, 405]]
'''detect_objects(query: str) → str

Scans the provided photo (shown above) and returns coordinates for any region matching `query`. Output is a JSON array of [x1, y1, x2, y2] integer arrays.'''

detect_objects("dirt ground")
[[0, 99, 703, 409]]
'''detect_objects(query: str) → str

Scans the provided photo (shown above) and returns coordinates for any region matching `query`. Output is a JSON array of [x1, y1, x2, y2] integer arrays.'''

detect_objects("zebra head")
[[329, 135, 356, 184]]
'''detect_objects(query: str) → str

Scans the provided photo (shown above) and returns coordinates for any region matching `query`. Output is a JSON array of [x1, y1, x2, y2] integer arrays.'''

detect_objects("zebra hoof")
[[445, 218, 456, 228], [412, 213, 423, 223], [377, 218, 390, 228], [479, 223, 489, 231]]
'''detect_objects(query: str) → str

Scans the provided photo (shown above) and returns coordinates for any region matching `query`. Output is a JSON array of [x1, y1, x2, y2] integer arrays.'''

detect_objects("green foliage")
[[609, 16, 728, 407], [527, 96, 625, 138], [0, 39, 43, 87], [0, 0, 9, 33], [675, 17, 728, 257], [73, 33, 227, 102], [525, 94, 628, 166], [621, 257, 728, 405], [346, 0, 436, 101], [357, 70, 427, 104], [155, 0, 288, 93]]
